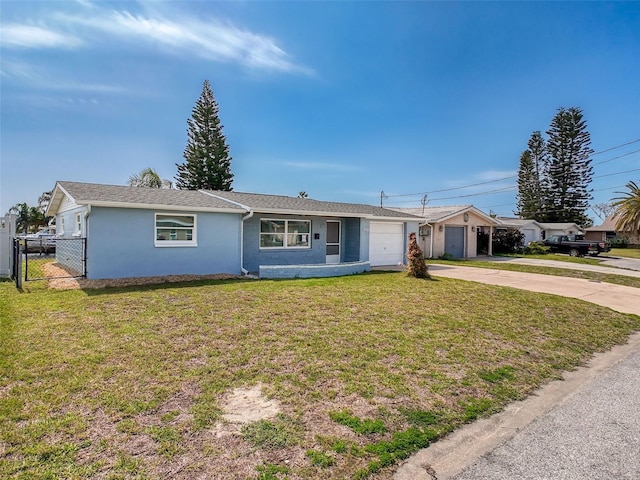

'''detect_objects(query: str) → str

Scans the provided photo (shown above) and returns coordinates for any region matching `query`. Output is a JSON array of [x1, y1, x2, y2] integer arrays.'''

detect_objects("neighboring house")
[[538, 222, 584, 238], [585, 215, 639, 246], [46, 181, 422, 280], [497, 218, 545, 245], [392, 205, 500, 259]]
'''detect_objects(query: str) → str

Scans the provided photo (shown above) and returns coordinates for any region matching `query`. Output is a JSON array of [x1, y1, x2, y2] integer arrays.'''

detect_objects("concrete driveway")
[[395, 262, 640, 480], [477, 255, 640, 278], [427, 264, 640, 316]]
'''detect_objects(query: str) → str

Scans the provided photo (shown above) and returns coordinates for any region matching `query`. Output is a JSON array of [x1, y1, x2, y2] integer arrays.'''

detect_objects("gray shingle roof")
[[56, 181, 245, 211], [206, 190, 422, 219], [51, 181, 422, 220]]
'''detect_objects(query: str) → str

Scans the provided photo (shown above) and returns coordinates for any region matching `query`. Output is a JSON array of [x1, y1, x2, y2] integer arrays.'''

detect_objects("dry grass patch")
[[1, 273, 639, 479]]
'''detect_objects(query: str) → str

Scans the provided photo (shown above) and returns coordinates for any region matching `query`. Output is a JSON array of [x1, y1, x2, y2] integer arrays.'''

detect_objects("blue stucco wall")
[[242, 214, 326, 273], [83, 207, 242, 279]]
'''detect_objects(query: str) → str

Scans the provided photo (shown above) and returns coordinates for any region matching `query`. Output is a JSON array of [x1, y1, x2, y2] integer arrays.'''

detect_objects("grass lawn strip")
[[1, 273, 639, 479], [609, 248, 640, 259], [426, 259, 640, 289]]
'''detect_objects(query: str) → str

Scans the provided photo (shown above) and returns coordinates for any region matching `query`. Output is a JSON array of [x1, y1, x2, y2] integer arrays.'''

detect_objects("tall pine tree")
[[516, 131, 548, 219], [516, 150, 538, 218], [545, 107, 593, 225], [175, 80, 234, 191]]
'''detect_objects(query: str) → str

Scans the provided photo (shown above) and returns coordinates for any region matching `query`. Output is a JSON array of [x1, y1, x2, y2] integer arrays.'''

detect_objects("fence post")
[[13, 239, 22, 289]]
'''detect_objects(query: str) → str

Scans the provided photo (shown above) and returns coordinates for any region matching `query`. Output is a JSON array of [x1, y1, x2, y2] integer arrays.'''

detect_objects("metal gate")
[[12, 237, 86, 288]]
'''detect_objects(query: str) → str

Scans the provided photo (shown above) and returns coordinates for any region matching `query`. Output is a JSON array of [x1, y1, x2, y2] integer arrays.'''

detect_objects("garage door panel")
[[444, 226, 465, 258], [370, 222, 404, 266]]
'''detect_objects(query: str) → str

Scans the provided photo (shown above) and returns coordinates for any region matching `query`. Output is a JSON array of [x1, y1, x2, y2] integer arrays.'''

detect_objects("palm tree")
[[128, 168, 172, 188], [612, 180, 640, 233], [8, 203, 47, 234]]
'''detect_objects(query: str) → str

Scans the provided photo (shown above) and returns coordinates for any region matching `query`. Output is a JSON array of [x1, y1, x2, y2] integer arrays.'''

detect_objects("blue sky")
[[1, 1, 639, 221]]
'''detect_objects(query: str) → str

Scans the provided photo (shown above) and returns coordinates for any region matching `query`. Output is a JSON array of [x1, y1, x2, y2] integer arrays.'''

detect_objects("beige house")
[[585, 215, 639, 246], [393, 205, 500, 259]]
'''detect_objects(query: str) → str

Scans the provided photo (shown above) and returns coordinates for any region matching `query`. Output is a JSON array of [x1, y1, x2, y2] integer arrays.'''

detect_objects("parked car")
[[23, 229, 57, 254], [542, 234, 610, 257]]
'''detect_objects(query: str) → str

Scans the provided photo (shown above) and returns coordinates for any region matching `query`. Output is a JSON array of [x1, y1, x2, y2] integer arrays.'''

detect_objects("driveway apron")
[[395, 264, 640, 480]]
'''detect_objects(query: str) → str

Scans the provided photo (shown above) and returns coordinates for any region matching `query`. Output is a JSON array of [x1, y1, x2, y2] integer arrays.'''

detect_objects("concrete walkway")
[[395, 264, 640, 480]]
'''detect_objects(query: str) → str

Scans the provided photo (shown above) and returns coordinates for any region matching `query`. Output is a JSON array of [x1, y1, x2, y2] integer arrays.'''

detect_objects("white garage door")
[[522, 229, 536, 245], [369, 222, 404, 266]]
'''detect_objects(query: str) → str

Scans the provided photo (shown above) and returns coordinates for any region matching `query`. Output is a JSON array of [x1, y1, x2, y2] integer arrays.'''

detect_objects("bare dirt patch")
[[214, 384, 282, 437]]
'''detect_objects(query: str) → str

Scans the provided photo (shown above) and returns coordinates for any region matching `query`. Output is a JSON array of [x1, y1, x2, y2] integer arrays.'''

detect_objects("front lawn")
[[1, 274, 639, 479], [609, 247, 640, 259]]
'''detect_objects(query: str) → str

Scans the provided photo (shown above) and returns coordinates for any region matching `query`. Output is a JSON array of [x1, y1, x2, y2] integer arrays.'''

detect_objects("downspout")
[[429, 223, 434, 259], [240, 210, 254, 275], [84, 205, 91, 278], [197, 190, 254, 276]]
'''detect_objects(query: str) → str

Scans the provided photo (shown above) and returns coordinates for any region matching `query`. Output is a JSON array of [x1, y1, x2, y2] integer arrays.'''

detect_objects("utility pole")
[[380, 191, 388, 207]]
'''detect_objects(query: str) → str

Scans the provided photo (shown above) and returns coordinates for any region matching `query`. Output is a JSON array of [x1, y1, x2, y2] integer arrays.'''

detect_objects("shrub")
[[524, 242, 549, 255], [406, 232, 429, 278], [492, 228, 525, 254]]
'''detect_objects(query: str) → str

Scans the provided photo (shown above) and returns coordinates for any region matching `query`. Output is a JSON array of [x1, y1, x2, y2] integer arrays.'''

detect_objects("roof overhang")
[[430, 206, 500, 225], [45, 182, 73, 217]]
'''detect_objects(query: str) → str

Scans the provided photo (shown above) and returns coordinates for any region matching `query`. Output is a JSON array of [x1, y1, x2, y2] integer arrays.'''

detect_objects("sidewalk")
[[395, 264, 640, 480]]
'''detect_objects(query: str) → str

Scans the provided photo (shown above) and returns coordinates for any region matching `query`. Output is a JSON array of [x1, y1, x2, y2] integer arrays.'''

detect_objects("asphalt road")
[[450, 345, 640, 480]]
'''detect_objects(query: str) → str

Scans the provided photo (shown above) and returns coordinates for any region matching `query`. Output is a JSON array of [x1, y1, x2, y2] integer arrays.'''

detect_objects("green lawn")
[[1, 274, 639, 479], [495, 253, 602, 266], [609, 247, 640, 259]]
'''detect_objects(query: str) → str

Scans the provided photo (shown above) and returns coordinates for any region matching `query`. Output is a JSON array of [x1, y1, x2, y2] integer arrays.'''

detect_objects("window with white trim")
[[58, 217, 65, 235], [155, 213, 197, 247], [73, 213, 83, 236], [260, 219, 311, 249]]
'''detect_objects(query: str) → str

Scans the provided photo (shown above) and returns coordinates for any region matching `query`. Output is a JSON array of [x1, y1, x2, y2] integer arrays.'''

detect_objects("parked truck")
[[542, 234, 610, 257]]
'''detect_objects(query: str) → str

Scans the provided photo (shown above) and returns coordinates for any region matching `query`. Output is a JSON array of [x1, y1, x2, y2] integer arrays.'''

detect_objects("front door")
[[326, 221, 341, 264]]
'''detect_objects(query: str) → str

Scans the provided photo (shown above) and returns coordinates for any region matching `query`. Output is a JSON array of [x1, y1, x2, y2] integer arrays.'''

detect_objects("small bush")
[[406, 232, 429, 278], [492, 228, 525, 254], [524, 242, 549, 255]]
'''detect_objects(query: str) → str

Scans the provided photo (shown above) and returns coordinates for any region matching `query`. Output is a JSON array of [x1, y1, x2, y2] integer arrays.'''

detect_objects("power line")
[[591, 138, 640, 156], [592, 149, 640, 166], [384, 174, 516, 198], [593, 167, 640, 179], [382, 138, 640, 201]]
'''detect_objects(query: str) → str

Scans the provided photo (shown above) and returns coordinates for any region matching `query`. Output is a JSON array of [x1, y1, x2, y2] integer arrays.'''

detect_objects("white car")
[[23, 229, 57, 253]]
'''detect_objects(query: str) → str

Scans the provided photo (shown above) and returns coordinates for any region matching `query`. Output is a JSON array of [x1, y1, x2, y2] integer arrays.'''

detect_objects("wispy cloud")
[[1, 62, 127, 94], [1, 24, 82, 49], [2, 3, 311, 75]]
